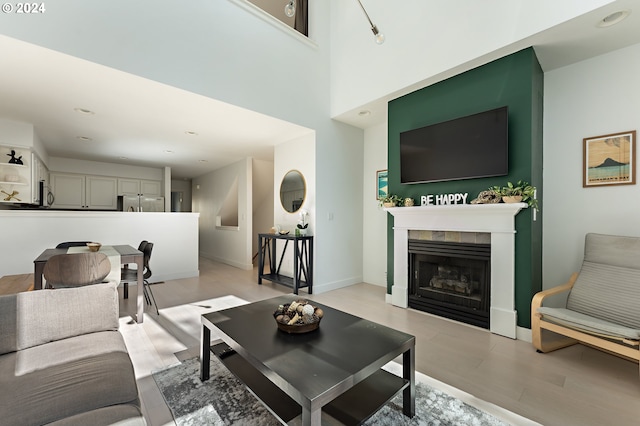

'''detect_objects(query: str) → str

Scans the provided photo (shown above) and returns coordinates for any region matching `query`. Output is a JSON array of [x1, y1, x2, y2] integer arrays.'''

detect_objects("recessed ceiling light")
[[199, 159, 208, 162], [164, 150, 174, 154], [185, 131, 198, 136], [358, 110, 371, 116], [597, 10, 630, 27], [76, 136, 92, 141], [119, 156, 128, 160], [74, 108, 95, 115]]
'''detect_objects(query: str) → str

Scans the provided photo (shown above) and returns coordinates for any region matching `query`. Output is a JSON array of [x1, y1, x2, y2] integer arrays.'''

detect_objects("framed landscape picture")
[[583, 130, 636, 187], [376, 169, 388, 200]]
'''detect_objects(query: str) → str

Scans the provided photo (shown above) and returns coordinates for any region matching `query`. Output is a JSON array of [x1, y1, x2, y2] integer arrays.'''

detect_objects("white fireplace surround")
[[386, 203, 526, 339]]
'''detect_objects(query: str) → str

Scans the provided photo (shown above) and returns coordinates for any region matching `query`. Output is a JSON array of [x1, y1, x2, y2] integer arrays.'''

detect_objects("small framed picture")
[[583, 130, 636, 187], [376, 169, 388, 200]]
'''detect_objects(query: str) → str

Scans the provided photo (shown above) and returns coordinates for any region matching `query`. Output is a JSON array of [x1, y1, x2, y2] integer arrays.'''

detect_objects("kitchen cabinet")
[[50, 173, 118, 210], [0, 145, 31, 204], [118, 178, 161, 196], [141, 180, 161, 196]]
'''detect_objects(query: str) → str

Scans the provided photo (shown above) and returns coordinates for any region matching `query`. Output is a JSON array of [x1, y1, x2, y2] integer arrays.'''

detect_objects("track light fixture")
[[284, 0, 296, 18], [356, 0, 385, 44]]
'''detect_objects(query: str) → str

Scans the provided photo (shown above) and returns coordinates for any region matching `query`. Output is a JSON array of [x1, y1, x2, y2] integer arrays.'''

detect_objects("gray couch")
[[0, 282, 146, 425]]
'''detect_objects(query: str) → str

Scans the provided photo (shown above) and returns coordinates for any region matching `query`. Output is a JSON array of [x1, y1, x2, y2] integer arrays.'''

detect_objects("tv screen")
[[400, 106, 508, 184]]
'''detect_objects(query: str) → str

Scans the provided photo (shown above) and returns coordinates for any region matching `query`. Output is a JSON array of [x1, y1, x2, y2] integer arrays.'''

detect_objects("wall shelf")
[[1, 145, 33, 204]]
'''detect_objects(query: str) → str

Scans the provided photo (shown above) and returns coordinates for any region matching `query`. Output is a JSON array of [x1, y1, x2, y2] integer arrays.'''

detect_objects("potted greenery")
[[491, 180, 538, 210], [379, 194, 403, 208]]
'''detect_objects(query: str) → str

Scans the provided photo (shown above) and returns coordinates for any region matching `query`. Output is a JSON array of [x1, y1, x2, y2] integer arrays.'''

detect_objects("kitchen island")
[[0, 210, 199, 284]]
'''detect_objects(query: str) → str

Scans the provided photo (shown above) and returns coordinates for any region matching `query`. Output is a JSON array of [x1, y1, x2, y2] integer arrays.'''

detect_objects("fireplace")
[[385, 203, 526, 339], [408, 240, 490, 328]]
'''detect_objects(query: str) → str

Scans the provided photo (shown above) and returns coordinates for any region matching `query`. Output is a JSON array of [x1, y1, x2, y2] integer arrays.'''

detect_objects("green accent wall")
[[387, 48, 543, 329]]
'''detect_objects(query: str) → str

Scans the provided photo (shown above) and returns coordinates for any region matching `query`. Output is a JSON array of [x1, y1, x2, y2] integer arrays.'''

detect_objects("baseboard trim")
[[312, 276, 362, 294], [200, 252, 253, 271], [516, 326, 532, 342]]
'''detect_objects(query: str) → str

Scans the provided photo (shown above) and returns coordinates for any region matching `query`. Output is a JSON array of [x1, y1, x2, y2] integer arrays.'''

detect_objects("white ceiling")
[[1, 2, 639, 179], [336, 1, 640, 129], [0, 35, 312, 179]]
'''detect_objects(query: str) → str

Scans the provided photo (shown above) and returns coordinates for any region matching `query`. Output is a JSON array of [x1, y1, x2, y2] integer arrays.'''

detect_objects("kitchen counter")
[[0, 210, 200, 281]]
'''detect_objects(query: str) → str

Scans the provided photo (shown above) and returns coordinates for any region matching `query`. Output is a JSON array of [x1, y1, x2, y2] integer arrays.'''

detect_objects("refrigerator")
[[118, 195, 165, 212]]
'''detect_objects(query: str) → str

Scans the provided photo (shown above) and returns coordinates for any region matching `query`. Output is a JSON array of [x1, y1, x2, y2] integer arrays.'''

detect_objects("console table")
[[257, 233, 313, 294]]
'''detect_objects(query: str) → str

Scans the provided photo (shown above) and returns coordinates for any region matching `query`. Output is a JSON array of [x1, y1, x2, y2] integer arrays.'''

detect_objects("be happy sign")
[[420, 193, 469, 206]]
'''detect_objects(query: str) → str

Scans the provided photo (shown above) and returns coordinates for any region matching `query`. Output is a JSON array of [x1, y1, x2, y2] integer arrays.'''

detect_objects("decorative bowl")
[[86, 242, 102, 252], [273, 300, 323, 334]]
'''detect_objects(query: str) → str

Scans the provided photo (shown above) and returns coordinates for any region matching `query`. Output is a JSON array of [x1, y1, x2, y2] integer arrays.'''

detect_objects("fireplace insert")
[[408, 239, 490, 328]]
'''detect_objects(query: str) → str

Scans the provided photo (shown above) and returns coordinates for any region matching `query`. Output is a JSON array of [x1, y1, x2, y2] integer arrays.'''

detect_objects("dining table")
[[33, 244, 145, 323]]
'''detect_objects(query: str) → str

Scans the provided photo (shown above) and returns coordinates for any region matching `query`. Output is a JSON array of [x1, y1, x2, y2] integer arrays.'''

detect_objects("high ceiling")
[[0, 35, 312, 179], [1, 2, 639, 179]]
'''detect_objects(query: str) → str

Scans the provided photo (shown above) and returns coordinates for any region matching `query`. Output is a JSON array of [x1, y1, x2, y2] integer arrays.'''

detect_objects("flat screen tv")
[[400, 106, 508, 184]]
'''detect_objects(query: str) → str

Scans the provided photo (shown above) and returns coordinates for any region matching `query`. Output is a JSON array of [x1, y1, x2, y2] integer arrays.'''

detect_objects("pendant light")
[[356, 0, 385, 44], [284, 0, 296, 18]]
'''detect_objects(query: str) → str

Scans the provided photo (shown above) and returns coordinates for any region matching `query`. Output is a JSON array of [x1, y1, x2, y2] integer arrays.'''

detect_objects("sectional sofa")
[[0, 282, 145, 425]]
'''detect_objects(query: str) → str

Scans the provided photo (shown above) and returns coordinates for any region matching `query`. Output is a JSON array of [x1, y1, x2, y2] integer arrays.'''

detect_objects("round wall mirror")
[[280, 170, 306, 213]]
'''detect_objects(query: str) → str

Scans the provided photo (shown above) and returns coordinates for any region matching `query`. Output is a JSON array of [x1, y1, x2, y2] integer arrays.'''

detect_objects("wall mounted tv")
[[400, 106, 509, 184]]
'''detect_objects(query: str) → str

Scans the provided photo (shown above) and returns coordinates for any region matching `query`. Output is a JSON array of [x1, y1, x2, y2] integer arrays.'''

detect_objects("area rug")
[[153, 354, 538, 426]]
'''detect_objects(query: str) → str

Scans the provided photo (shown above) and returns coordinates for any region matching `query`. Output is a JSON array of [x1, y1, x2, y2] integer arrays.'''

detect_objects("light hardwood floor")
[[118, 257, 640, 426]]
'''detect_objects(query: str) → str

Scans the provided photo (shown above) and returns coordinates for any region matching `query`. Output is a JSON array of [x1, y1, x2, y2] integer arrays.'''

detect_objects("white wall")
[[274, 135, 315, 234], [313, 122, 365, 292], [0, 0, 369, 294], [252, 158, 274, 260], [329, 0, 612, 116], [273, 134, 316, 277], [193, 157, 253, 270], [0, 211, 199, 281], [543, 41, 640, 293], [0, 118, 34, 148], [362, 122, 388, 287], [4, 1, 621, 298]]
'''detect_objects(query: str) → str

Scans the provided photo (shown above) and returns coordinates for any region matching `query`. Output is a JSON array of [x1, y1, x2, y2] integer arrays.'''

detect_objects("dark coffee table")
[[200, 295, 415, 425]]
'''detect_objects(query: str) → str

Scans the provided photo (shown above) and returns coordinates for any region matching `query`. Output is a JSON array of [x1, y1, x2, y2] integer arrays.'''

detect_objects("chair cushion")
[[0, 331, 139, 426], [537, 307, 640, 340], [566, 261, 640, 330], [583, 233, 640, 270], [0, 283, 119, 354]]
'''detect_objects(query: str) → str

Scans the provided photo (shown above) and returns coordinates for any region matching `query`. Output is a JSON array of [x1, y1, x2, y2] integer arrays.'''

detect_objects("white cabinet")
[[50, 173, 83, 209], [0, 145, 31, 204], [118, 178, 161, 196], [117, 178, 140, 196], [51, 173, 117, 210], [140, 179, 161, 196], [86, 176, 118, 209]]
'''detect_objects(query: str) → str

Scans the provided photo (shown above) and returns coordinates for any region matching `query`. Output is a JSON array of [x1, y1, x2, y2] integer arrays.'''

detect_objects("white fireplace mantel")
[[386, 203, 526, 339]]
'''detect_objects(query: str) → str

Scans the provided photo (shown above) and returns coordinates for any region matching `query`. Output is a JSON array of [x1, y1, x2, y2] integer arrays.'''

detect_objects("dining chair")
[[121, 240, 147, 299], [43, 252, 112, 288], [121, 241, 159, 315]]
